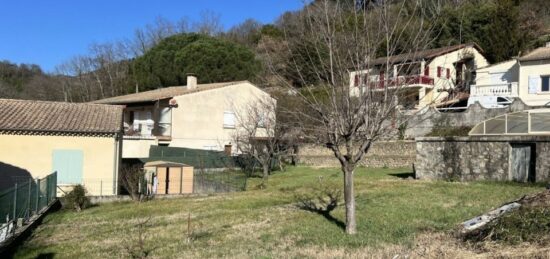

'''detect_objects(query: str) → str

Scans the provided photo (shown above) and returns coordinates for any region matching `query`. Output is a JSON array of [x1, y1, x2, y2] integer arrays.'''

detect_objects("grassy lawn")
[[14, 167, 544, 258]]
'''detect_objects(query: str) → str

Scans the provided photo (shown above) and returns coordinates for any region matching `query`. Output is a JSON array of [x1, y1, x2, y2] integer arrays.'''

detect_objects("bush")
[[120, 165, 147, 201], [64, 185, 90, 212]]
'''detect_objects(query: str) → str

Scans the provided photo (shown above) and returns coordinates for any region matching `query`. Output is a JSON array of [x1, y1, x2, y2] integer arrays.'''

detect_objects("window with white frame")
[[223, 111, 236, 128]]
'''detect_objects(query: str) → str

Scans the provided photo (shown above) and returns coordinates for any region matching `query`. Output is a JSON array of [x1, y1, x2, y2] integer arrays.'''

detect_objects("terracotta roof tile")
[[370, 43, 483, 66], [0, 99, 123, 134], [93, 81, 248, 105], [519, 47, 550, 62]]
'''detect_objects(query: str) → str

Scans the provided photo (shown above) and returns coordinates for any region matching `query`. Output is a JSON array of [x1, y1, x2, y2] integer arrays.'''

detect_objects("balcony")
[[470, 82, 519, 97], [124, 122, 172, 141], [366, 75, 434, 89]]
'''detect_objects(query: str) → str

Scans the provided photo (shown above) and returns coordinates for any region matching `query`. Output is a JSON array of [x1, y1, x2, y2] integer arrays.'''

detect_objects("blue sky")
[[0, 0, 303, 72]]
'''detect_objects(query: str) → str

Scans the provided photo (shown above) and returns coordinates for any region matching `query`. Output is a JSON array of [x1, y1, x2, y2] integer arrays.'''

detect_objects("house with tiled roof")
[[95, 75, 275, 159], [0, 99, 123, 195], [349, 43, 489, 109], [470, 43, 550, 106]]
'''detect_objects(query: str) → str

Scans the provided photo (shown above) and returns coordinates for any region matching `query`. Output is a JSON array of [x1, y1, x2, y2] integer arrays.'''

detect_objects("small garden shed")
[[144, 161, 194, 194]]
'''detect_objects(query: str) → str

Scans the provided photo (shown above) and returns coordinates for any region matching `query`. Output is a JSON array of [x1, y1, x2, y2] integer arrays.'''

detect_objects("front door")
[[509, 144, 535, 182]]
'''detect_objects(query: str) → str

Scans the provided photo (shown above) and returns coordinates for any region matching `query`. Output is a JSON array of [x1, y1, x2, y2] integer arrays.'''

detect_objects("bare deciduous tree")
[[268, 0, 438, 234], [232, 96, 283, 184]]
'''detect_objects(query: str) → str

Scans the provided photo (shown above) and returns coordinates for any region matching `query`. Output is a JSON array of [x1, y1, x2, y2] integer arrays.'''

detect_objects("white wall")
[[475, 60, 519, 86], [169, 82, 274, 152], [519, 60, 550, 106]]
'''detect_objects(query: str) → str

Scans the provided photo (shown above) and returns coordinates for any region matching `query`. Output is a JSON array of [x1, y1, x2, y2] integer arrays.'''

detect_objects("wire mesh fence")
[[0, 172, 57, 243], [192, 170, 247, 193]]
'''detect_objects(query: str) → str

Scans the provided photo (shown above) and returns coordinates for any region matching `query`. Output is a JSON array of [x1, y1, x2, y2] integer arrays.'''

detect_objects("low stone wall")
[[298, 141, 415, 168], [416, 136, 550, 182]]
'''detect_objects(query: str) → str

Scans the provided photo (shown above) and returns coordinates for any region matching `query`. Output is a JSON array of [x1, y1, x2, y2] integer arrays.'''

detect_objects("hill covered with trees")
[[1, 0, 548, 101]]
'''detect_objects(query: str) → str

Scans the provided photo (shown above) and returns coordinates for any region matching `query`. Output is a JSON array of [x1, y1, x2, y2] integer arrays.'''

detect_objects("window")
[[497, 97, 511, 103], [158, 107, 172, 137], [223, 111, 236, 128], [446, 68, 450, 79], [437, 66, 442, 77], [542, 76, 550, 92]]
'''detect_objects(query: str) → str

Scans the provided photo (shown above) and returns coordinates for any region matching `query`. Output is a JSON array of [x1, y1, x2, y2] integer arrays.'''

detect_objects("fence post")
[[35, 178, 39, 215], [46, 176, 50, 205], [27, 178, 32, 220], [13, 183, 17, 221], [100, 180, 103, 196]]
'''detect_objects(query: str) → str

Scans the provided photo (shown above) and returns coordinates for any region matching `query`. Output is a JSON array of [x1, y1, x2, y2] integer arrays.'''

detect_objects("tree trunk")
[[343, 166, 356, 234], [262, 163, 269, 183]]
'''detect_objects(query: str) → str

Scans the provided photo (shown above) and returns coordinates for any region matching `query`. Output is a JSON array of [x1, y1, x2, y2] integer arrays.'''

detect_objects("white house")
[[95, 75, 275, 159], [350, 43, 489, 109], [470, 44, 550, 106]]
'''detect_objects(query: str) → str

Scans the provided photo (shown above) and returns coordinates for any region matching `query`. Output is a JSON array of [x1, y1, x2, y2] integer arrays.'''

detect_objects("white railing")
[[470, 82, 518, 97]]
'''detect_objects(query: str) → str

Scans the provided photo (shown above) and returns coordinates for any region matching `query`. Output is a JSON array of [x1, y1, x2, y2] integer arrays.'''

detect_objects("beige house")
[[95, 75, 275, 159], [470, 44, 550, 106], [350, 43, 489, 109], [0, 99, 123, 196]]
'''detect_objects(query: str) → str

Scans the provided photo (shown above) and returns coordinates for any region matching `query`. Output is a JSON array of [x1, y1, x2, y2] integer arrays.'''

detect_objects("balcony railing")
[[470, 82, 519, 97], [362, 75, 434, 89], [124, 122, 171, 140]]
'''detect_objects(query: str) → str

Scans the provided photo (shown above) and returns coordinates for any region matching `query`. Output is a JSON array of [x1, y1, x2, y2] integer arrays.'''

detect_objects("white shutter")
[[223, 111, 236, 128], [528, 75, 540, 94]]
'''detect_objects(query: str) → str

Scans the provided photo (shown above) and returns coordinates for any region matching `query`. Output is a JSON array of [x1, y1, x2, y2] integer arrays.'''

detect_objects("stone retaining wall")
[[297, 141, 415, 168], [416, 136, 550, 182]]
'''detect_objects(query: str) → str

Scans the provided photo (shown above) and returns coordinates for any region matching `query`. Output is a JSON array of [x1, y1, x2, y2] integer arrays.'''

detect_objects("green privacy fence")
[[143, 146, 235, 169], [0, 172, 56, 239]]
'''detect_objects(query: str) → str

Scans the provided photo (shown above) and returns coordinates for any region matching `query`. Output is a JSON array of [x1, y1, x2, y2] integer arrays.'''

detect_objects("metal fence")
[[192, 170, 247, 193], [0, 172, 57, 243]]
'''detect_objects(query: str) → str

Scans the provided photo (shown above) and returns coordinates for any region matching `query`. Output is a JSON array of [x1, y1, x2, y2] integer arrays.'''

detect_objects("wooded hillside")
[[1, 0, 548, 101]]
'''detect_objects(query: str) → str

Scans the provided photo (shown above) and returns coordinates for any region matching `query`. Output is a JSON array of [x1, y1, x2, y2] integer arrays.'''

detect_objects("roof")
[[476, 59, 518, 71], [0, 99, 123, 134], [143, 160, 191, 168], [370, 43, 483, 66], [94, 81, 248, 105], [519, 47, 550, 62]]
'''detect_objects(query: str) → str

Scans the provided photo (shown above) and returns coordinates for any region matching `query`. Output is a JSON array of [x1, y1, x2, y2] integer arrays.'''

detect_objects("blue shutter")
[[542, 76, 550, 92], [52, 150, 83, 184]]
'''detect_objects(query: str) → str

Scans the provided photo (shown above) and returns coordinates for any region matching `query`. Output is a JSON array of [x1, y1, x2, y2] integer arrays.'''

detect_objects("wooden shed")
[[144, 161, 194, 194]]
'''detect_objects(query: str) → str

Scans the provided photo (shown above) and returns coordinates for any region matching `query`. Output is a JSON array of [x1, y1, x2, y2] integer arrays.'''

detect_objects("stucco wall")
[[0, 134, 119, 195], [297, 141, 416, 168], [519, 60, 550, 106], [169, 82, 274, 152], [122, 138, 157, 158], [428, 46, 489, 91], [416, 136, 550, 182]]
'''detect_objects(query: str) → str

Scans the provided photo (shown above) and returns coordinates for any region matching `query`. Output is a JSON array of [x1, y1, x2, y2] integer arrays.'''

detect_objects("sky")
[[0, 0, 303, 72]]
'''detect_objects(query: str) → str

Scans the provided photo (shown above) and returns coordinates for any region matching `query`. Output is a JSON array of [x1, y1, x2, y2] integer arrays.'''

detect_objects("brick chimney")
[[186, 73, 197, 90]]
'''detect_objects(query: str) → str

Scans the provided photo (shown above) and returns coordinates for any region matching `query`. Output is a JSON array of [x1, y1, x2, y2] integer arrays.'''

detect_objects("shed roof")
[[94, 81, 248, 105], [518, 47, 550, 62], [144, 161, 191, 168], [370, 43, 483, 66], [0, 99, 123, 134]]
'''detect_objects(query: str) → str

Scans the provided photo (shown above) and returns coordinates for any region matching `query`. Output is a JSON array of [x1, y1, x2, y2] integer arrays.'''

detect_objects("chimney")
[[186, 73, 197, 90]]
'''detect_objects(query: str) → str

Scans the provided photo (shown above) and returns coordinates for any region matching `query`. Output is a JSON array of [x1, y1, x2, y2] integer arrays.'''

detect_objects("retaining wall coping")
[[416, 135, 550, 142]]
